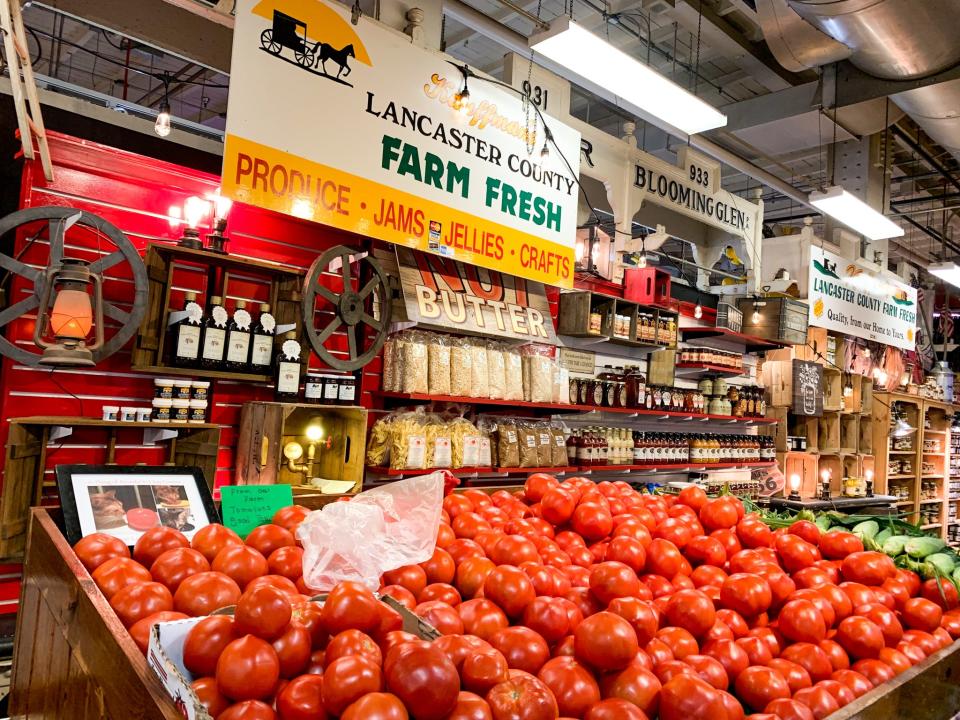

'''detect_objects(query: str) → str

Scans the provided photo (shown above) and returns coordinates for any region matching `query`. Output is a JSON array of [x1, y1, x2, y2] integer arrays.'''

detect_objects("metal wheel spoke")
[[317, 316, 342, 344], [358, 276, 380, 300], [89, 250, 125, 275], [340, 256, 352, 292], [102, 302, 130, 325], [0, 252, 40, 282], [316, 284, 338, 306], [347, 327, 358, 358], [46, 212, 80, 266], [0, 294, 39, 328], [360, 312, 382, 331]]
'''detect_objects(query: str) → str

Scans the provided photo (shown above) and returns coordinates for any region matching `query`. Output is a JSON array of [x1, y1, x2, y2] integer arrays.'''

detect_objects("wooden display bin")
[[738, 296, 808, 345], [840, 414, 859, 454], [779, 451, 819, 498], [818, 412, 841, 454], [859, 415, 875, 454], [235, 402, 367, 495], [823, 367, 843, 411], [819, 454, 844, 496], [557, 290, 677, 348]]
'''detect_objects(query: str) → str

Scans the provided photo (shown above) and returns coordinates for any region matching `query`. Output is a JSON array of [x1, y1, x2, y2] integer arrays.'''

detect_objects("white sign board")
[[224, 0, 581, 287], [808, 246, 917, 350]]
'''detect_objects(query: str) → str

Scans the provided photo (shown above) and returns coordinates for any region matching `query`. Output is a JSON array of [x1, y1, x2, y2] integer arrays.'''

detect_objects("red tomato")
[[419, 582, 462, 606], [414, 600, 464, 635], [780, 643, 833, 683], [272, 622, 312, 678], [173, 571, 241, 616], [646, 539, 683, 578], [678, 485, 708, 512], [816, 678, 856, 708], [817, 639, 850, 672], [836, 616, 884, 660], [830, 669, 873, 697], [664, 589, 716, 639], [734, 665, 790, 712], [767, 658, 812, 694], [190, 524, 242, 563], [128, 611, 188, 655], [736, 520, 774, 550], [902, 597, 943, 632], [522, 597, 571, 644], [341, 692, 409, 720], [774, 534, 820, 573], [841, 552, 896, 586], [856, 602, 904, 647], [602, 663, 662, 716], [921, 578, 960, 610], [421, 547, 457, 584], [456, 557, 496, 599], [74, 533, 130, 572], [191, 677, 231, 718], [268, 546, 305, 581], [217, 635, 280, 701], [462, 650, 510, 695], [109, 581, 173, 628], [684, 653, 729, 690], [607, 596, 659, 645], [91, 557, 152, 599], [133, 526, 189, 568], [541, 488, 578, 526], [703, 639, 750, 682], [720, 573, 771, 618], [272, 505, 310, 533], [150, 547, 210, 593], [792, 685, 840, 719], [762, 699, 815, 720], [245, 524, 295, 558], [275, 674, 326, 720], [218, 700, 277, 720], [385, 644, 459, 720], [212, 545, 269, 589], [902, 629, 942, 655], [659, 626, 700, 660], [589, 561, 641, 605], [571, 502, 613, 541], [459, 598, 510, 641], [483, 565, 536, 618], [877, 647, 912, 674], [491, 626, 550, 675], [321, 580, 381, 634], [777, 599, 826, 643], [685, 536, 727, 568], [574, 611, 639, 671], [536, 656, 600, 717], [322, 654, 385, 715], [486, 676, 559, 720], [584, 698, 648, 719], [184, 615, 237, 676], [524, 473, 559, 502], [700, 498, 740, 531], [654, 517, 698, 549], [818, 531, 863, 560], [659, 674, 726, 720], [234, 585, 292, 640], [788, 521, 821, 546]]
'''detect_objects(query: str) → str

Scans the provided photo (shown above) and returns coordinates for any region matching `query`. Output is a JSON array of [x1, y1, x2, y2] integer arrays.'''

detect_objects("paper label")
[[260, 314, 276, 332], [201, 327, 226, 360], [221, 484, 293, 538], [282, 339, 301, 360], [539, 432, 552, 447], [185, 301, 203, 323], [277, 361, 300, 393], [407, 436, 426, 469], [211, 306, 228, 327], [434, 437, 452, 468], [250, 335, 273, 366], [479, 437, 492, 466], [233, 308, 252, 330], [176, 325, 200, 359], [226, 331, 251, 363], [324, 378, 340, 400], [525, 435, 537, 448], [339, 382, 356, 402], [463, 435, 481, 466]]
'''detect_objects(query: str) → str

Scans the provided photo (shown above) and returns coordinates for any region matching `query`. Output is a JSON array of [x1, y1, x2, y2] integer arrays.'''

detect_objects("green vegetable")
[[882, 535, 912, 556], [875, 528, 893, 546], [904, 536, 947, 559], [952, 567, 960, 588], [797, 509, 817, 523], [924, 553, 956, 576], [852, 520, 880, 541], [815, 515, 833, 532]]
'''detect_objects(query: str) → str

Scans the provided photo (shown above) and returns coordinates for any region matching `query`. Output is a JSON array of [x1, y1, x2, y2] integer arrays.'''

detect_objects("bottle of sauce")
[[249, 303, 276, 374], [566, 429, 579, 465], [633, 431, 643, 464], [169, 291, 203, 368], [274, 331, 302, 400], [200, 296, 228, 370], [225, 300, 253, 371]]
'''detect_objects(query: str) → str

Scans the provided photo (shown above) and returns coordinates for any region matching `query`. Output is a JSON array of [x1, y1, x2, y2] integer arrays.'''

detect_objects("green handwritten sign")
[[220, 484, 294, 539]]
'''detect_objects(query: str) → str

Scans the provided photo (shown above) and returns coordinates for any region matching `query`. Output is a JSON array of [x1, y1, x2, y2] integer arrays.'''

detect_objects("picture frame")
[[55, 465, 220, 546]]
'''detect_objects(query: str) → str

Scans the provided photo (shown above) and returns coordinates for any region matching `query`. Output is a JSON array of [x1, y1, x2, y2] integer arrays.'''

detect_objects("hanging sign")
[[792, 360, 823, 417], [223, 0, 581, 288], [396, 247, 557, 343], [808, 246, 917, 350]]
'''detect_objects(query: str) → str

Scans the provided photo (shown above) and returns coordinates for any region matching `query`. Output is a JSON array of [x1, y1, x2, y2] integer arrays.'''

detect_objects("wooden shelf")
[[673, 363, 744, 377], [920, 499, 943, 504], [680, 325, 787, 353], [888, 474, 916, 479], [366, 465, 577, 478], [888, 450, 916, 455], [9, 416, 219, 430], [131, 364, 271, 383], [922, 523, 942, 530]]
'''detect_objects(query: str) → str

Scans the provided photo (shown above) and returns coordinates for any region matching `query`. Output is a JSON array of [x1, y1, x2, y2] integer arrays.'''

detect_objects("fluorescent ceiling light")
[[929, 261, 960, 289], [529, 17, 727, 135], [809, 186, 904, 241]]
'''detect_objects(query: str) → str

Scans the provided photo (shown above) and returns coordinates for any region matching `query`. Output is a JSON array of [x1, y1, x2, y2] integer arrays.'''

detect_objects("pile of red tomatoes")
[[72, 475, 960, 720]]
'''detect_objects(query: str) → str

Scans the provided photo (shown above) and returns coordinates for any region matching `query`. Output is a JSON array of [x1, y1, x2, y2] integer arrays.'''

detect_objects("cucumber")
[[904, 536, 947, 559], [852, 520, 880, 541]]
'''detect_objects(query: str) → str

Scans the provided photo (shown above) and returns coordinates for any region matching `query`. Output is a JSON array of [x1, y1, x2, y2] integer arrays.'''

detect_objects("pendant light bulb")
[[540, 141, 550, 160], [694, 302, 703, 320], [638, 252, 647, 269], [154, 100, 172, 137], [751, 309, 761, 324]]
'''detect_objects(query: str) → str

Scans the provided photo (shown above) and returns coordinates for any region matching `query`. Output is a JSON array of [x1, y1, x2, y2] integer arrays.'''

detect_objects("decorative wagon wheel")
[[295, 46, 315, 68], [302, 245, 391, 371], [0, 206, 148, 367], [260, 29, 281, 54]]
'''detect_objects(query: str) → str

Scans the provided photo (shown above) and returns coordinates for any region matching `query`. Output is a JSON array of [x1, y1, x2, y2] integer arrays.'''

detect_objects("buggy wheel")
[[295, 49, 314, 67], [260, 29, 280, 54]]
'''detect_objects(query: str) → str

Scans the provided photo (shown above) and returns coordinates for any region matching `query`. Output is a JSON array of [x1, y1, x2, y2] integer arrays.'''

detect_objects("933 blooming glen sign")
[[223, 0, 581, 288]]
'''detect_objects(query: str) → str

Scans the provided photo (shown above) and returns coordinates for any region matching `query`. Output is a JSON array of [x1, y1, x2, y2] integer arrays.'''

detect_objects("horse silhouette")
[[318, 43, 355, 78]]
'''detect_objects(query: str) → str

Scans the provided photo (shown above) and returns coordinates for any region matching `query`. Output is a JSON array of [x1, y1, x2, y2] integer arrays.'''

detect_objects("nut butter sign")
[[223, 0, 581, 288], [397, 247, 557, 343]]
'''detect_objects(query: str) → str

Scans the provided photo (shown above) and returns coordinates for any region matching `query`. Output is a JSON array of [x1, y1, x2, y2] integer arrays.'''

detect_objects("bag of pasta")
[[388, 410, 428, 470], [399, 331, 429, 394], [449, 337, 473, 398], [503, 346, 524, 401], [517, 421, 540, 468], [448, 416, 482, 468], [381, 334, 398, 392], [521, 343, 556, 403], [496, 421, 520, 468], [366, 415, 393, 467], [550, 424, 569, 466], [476, 416, 499, 469], [535, 422, 554, 467], [554, 365, 569, 404], [423, 413, 452, 468], [487, 341, 507, 400], [427, 333, 451, 396], [470, 338, 490, 398]]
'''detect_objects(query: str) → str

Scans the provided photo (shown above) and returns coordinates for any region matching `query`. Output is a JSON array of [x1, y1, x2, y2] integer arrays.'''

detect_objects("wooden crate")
[[762, 360, 793, 408], [10, 508, 181, 719], [647, 348, 677, 387], [0, 417, 220, 561], [823, 368, 843, 412], [779, 451, 819, 498], [738, 296, 808, 345], [807, 326, 828, 364], [859, 415, 875, 454], [819, 454, 844, 495], [818, 412, 841, 454], [235, 402, 367, 493], [840, 414, 859, 454]]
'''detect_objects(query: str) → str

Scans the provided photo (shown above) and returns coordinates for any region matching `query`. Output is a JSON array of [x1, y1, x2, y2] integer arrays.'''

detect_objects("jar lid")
[[188, 399, 208, 408], [102, 405, 120, 411], [152, 398, 173, 407], [191, 381, 211, 388], [172, 399, 191, 407], [120, 406, 138, 411], [172, 379, 193, 387], [155, 378, 176, 386]]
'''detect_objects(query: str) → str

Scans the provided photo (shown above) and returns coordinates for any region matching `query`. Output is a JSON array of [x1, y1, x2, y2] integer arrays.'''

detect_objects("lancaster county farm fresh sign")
[[396, 247, 557, 343], [223, 0, 581, 288], [808, 246, 917, 351]]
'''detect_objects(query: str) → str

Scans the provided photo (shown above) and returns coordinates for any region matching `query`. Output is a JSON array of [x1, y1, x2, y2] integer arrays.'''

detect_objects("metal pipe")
[[890, 125, 960, 196], [891, 204, 960, 217], [892, 192, 960, 207], [441, 0, 816, 211], [489, 0, 549, 31]]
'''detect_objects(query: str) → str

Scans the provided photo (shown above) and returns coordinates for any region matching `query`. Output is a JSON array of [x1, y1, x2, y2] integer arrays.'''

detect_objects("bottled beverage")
[[200, 295, 228, 370], [567, 430, 579, 465], [249, 303, 276, 373], [633, 431, 643, 464], [225, 300, 253, 370], [274, 331, 302, 399], [169, 291, 203, 368]]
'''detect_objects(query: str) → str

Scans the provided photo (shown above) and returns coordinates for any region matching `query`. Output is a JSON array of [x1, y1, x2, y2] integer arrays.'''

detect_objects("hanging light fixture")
[[694, 300, 703, 320], [453, 65, 471, 113], [929, 261, 960, 289], [809, 186, 904, 241], [843, 375, 854, 398], [637, 237, 648, 268], [154, 74, 173, 138], [529, 17, 727, 135], [35, 257, 102, 366]]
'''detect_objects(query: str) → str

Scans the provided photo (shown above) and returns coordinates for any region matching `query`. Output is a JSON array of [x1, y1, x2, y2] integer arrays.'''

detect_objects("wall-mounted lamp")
[[282, 419, 326, 484]]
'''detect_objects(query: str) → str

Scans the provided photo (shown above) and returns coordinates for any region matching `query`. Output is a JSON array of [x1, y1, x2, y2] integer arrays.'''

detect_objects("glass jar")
[[625, 367, 647, 408], [304, 373, 326, 403]]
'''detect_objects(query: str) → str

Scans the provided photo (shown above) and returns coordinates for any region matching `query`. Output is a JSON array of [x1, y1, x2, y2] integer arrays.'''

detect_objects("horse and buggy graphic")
[[260, 10, 355, 79]]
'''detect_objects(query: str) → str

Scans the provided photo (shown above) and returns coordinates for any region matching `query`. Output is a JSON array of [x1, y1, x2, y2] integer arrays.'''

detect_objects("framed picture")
[[55, 465, 220, 546]]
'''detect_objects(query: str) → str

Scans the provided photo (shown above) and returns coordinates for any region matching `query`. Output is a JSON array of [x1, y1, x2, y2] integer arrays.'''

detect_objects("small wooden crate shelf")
[[557, 290, 677, 349], [130, 244, 307, 381], [0, 417, 220, 561]]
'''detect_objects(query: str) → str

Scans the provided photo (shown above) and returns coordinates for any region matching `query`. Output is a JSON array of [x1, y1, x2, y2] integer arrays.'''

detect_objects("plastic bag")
[[298, 471, 445, 592], [487, 342, 507, 400], [400, 331, 429, 394], [450, 338, 473, 397], [504, 348, 523, 401], [428, 333, 451, 396], [382, 335, 397, 392], [470, 339, 489, 398], [389, 409, 427, 470]]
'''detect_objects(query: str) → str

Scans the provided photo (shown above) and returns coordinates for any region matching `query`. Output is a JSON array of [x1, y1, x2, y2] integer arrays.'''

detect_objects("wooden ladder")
[[0, 0, 53, 181]]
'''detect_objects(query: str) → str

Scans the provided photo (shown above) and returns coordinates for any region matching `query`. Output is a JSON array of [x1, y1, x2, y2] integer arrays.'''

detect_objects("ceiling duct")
[[757, 0, 960, 161]]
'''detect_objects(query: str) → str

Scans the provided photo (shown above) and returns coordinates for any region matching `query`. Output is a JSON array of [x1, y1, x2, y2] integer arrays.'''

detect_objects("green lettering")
[[447, 163, 470, 198], [381, 134, 402, 170], [398, 143, 422, 182], [423, 152, 444, 189]]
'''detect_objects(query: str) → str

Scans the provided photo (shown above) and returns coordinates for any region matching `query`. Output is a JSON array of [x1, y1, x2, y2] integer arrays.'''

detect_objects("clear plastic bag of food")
[[517, 422, 540, 468], [400, 331, 429, 394], [554, 366, 569, 404], [424, 414, 452, 468], [477, 416, 498, 469], [381, 334, 397, 392], [428, 333, 452, 396], [366, 415, 393, 467], [520, 343, 556, 403], [535, 422, 554, 467], [487, 342, 507, 400], [298, 471, 445, 592], [448, 416, 482, 468], [504, 347, 524, 401], [388, 409, 428, 470], [496, 421, 520, 467], [470, 339, 490, 398], [551, 424, 569, 466], [450, 337, 473, 398]]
